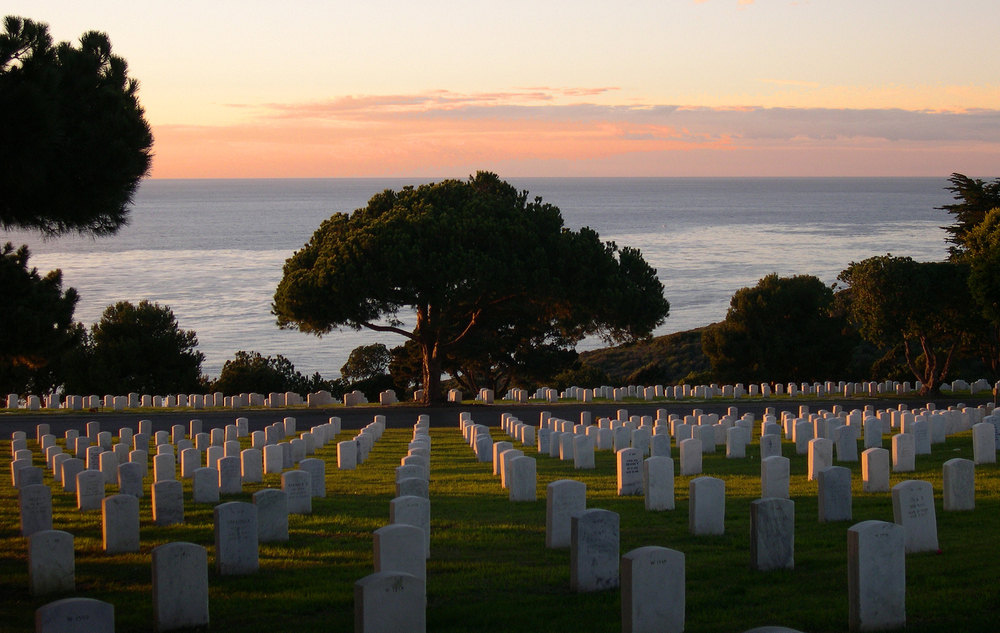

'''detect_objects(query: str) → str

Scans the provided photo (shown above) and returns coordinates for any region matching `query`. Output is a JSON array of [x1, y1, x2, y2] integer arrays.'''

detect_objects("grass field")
[[2, 407, 999, 632]]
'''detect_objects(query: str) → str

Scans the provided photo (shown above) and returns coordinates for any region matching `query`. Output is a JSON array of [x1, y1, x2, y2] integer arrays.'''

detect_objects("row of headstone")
[[356, 417, 433, 633], [337, 416, 383, 470]]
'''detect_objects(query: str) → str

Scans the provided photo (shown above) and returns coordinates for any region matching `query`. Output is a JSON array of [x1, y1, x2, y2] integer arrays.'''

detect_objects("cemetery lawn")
[[2, 415, 999, 632]]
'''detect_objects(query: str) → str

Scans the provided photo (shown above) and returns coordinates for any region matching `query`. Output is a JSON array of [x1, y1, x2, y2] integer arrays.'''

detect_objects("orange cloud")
[[148, 93, 1000, 178]]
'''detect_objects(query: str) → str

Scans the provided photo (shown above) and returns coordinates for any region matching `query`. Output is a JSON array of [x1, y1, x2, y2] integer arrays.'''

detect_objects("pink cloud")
[[150, 93, 1000, 178]]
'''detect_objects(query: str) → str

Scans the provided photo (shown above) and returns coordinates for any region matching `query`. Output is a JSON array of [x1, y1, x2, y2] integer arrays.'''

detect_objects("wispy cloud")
[[150, 90, 1000, 178]]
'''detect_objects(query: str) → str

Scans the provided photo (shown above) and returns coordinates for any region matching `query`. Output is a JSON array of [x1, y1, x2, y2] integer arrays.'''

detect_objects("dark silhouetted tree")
[[273, 172, 668, 403]]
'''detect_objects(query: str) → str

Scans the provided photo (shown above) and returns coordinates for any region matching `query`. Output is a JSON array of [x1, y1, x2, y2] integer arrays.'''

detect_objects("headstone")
[[834, 424, 859, 462], [972, 422, 996, 464], [152, 542, 210, 631], [282, 470, 312, 514], [689, 476, 725, 535], [643, 456, 675, 511], [817, 466, 853, 522], [218, 456, 242, 495], [679, 438, 702, 476], [61, 458, 84, 493], [761, 456, 790, 500], [28, 530, 74, 596], [942, 458, 975, 511], [570, 508, 620, 592], [508, 455, 537, 502], [354, 571, 426, 633], [152, 480, 184, 526], [263, 443, 284, 474], [616, 448, 643, 496], [299, 458, 326, 497], [102, 494, 140, 553], [848, 520, 906, 632], [35, 597, 114, 633], [19, 483, 53, 537], [750, 497, 795, 571], [891, 433, 915, 472], [396, 477, 429, 499], [546, 479, 586, 549], [861, 447, 890, 493], [76, 469, 105, 511], [807, 438, 833, 480], [573, 435, 595, 469], [192, 467, 220, 504], [214, 501, 259, 574], [891, 480, 939, 553], [374, 523, 426, 581], [338, 440, 358, 470], [390, 495, 431, 558], [621, 546, 685, 633], [253, 488, 289, 542], [153, 452, 175, 482]]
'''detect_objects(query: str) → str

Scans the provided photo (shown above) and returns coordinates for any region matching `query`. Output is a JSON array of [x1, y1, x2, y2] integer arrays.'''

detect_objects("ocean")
[[3, 177, 953, 380]]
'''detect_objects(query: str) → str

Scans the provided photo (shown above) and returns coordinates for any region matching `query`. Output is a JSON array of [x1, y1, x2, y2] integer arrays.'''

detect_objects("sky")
[[10, 0, 1000, 178]]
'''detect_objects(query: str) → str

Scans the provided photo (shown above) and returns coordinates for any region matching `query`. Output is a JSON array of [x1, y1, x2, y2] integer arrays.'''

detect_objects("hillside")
[[579, 326, 713, 385]]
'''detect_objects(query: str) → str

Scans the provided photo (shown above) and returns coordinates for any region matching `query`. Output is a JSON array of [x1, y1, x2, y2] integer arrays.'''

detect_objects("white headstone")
[[102, 494, 140, 553], [861, 447, 890, 493], [282, 469, 312, 514], [508, 455, 537, 502], [253, 488, 289, 542], [689, 477, 725, 535], [942, 458, 975, 511], [390, 495, 430, 558], [616, 448, 643, 496], [19, 483, 52, 537], [891, 480, 939, 553], [570, 508, 620, 592], [817, 466, 852, 522], [36, 597, 114, 633], [28, 530, 74, 596], [891, 433, 915, 472], [374, 523, 426, 581], [761, 456, 790, 500], [192, 467, 220, 504], [848, 520, 906, 631], [679, 438, 702, 476], [750, 497, 795, 571], [643, 456, 675, 511], [546, 479, 586, 549], [354, 571, 426, 633], [621, 546, 685, 633], [152, 542, 210, 631], [214, 501, 259, 574]]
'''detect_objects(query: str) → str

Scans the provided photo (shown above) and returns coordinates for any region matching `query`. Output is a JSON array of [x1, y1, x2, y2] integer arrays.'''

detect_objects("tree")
[[837, 255, 974, 394], [273, 172, 669, 403], [0, 242, 83, 394], [939, 173, 1000, 260], [962, 207, 1000, 377], [0, 16, 152, 236], [212, 350, 318, 396], [701, 274, 853, 383], [64, 300, 204, 395], [340, 344, 392, 382]]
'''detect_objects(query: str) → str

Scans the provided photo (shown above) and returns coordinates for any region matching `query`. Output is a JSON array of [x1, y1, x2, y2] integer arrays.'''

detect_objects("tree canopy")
[[701, 273, 852, 384], [0, 16, 152, 236], [212, 350, 319, 396], [64, 300, 204, 395], [0, 243, 83, 394], [939, 172, 1000, 260], [837, 255, 973, 394], [274, 172, 669, 403]]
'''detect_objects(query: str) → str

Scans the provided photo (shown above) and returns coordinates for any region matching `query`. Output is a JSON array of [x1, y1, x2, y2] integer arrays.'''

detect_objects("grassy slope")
[[579, 327, 711, 383], [2, 413, 999, 632]]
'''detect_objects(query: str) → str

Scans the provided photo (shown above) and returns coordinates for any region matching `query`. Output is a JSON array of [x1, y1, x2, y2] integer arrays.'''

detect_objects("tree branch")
[[359, 321, 414, 339]]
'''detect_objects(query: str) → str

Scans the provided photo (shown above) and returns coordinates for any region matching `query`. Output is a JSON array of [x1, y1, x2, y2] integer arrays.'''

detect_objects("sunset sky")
[[11, 0, 1000, 178]]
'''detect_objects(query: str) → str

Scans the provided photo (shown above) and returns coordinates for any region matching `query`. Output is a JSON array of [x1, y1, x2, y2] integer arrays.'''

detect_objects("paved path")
[[1, 396, 992, 437]]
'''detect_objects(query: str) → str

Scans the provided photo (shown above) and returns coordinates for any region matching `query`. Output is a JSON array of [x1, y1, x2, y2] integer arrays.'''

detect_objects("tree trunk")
[[420, 343, 443, 404]]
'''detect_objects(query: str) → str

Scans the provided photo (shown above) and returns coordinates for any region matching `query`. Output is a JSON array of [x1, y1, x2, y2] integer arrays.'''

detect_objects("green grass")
[[2, 414, 999, 632]]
